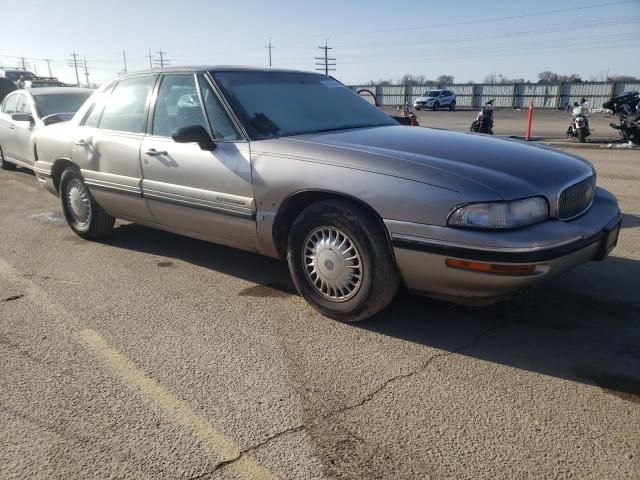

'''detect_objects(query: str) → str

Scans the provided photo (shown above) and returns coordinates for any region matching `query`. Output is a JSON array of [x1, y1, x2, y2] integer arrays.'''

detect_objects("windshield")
[[423, 91, 440, 97], [211, 71, 396, 139], [34, 92, 92, 118]]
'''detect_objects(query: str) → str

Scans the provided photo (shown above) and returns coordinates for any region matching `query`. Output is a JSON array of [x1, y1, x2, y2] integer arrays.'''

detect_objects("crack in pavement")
[[188, 424, 307, 479], [320, 319, 509, 421], [188, 319, 508, 478]]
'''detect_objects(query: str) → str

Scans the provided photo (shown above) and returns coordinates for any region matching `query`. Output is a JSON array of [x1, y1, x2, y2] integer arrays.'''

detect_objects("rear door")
[[13, 93, 36, 167], [140, 72, 258, 251], [0, 92, 19, 160], [71, 75, 157, 222]]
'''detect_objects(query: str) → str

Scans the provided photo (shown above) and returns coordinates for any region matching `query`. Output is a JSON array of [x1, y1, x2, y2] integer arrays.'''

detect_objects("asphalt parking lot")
[[1, 145, 639, 479]]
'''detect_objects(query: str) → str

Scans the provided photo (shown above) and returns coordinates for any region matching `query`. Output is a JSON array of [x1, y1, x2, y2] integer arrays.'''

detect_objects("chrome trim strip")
[[143, 190, 255, 220], [391, 233, 584, 253], [85, 179, 141, 196], [33, 168, 51, 178]]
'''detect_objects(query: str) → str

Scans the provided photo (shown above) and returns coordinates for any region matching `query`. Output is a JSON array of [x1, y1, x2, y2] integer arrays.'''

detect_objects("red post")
[[525, 98, 534, 141]]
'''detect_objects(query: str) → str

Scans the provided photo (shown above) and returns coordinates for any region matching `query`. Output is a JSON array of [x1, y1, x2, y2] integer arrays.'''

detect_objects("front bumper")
[[386, 188, 621, 304]]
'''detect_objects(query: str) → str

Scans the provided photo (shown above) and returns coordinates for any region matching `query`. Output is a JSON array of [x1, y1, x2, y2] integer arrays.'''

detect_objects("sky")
[[1, 0, 639, 86]]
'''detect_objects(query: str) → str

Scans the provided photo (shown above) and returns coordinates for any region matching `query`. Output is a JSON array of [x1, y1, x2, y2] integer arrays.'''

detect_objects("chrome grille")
[[558, 175, 596, 219]]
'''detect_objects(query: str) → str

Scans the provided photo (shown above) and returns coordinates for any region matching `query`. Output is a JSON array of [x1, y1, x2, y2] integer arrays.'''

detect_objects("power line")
[[315, 40, 336, 75]]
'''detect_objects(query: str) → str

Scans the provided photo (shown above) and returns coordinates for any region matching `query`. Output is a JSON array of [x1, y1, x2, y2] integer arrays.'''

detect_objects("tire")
[[59, 168, 115, 239], [470, 120, 479, 132], [287, 199, 399, 322], [578, 129, 586, 143], [0, 145, 16, 170], [432, 102, 439, 111], [449, 101, 456, 111]]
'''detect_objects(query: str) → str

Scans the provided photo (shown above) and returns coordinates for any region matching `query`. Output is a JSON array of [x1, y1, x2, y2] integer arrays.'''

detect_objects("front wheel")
[[432, 102, 439, 111], [60, 168, 115, 239], [0, 146, 16, 170], [287, 200, 399, 322], [449, 101, 456, 111]]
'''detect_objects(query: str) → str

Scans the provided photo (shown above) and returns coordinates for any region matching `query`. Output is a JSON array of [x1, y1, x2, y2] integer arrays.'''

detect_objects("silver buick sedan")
[[32, 67, 621, 321]]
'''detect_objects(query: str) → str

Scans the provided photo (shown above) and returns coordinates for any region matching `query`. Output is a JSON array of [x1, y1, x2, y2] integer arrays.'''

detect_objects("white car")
[[0, 87, 93, 171], [414, 89, 456, 111]]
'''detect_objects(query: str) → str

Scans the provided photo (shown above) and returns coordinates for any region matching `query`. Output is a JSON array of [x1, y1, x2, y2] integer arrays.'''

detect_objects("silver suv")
[[414, 89, 456, 111]]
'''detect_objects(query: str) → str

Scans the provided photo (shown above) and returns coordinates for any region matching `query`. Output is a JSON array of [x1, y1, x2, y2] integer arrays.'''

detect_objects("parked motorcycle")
[[392, 104, 419, 126], [566, 98, 591, 143], [470, 99, 494, 134], [603, 91, 640, 145]]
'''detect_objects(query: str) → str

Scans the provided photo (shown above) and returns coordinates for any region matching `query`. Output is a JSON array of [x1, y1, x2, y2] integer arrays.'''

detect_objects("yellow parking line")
[[1, 256, 274, 478], [79, 329, 275, 479]]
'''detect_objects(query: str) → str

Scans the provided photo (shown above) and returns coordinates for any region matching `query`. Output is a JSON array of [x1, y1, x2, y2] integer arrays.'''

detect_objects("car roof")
[[117, 65, 324, 78], [28, 87, 94, 96]]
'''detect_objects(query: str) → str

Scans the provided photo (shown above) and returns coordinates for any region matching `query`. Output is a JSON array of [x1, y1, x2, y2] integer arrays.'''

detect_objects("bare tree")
[[436, 74, 454, 85], [538, 71, 582, 83], [607, 75, 639, 82]]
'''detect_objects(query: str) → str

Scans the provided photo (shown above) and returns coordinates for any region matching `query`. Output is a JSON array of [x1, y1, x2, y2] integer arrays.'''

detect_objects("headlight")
[[448, 197, 549, 229]]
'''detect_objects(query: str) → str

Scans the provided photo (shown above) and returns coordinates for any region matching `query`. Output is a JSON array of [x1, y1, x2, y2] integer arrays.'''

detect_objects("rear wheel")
[[60, 168, 115, 239], [287, 200, 399, 322], [432, 102, 439, 111], [0, 145, 16, 170], [578, 129, 586, 143]]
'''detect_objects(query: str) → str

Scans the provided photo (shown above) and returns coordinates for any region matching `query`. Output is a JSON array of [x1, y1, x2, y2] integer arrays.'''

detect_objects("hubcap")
[[303, 226, 363, 302], [66, 178, 91, 226]]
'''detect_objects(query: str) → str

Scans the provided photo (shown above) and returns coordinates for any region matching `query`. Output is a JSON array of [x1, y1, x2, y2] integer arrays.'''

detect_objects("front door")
[[140, 73, 258, 251], [13, 93, 35, 167]]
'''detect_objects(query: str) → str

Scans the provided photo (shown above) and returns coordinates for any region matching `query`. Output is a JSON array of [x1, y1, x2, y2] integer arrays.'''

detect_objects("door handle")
[[145, 148, 167, 157], [9, 124, 14, 130], [75, 139, 90, 146]]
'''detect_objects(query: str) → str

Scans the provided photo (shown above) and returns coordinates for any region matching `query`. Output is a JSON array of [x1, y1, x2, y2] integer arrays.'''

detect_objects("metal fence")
[[350, 82, 640, 110]]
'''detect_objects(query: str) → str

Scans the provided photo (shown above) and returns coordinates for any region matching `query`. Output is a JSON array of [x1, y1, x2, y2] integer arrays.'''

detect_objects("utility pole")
[[155, 49, 170, 68], [45, 59, 53, 77], [69, 52, 81, 87], [315, 40, 336, 76], [146, 49, 154, 69], [19, 56, 28, 70], [83, 56, 90, 87], [122, 50, 128, 75], [265, 37, 274, 67]]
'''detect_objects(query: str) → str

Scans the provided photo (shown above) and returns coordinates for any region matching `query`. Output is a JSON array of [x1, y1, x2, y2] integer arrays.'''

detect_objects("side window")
[[83, 84, 115, 128], [152, 74, 207, 137], [197, 75, 241, 141], [2, 94, 18, 114], [16, 95, 32, 115], [98, 76, 154, 133]]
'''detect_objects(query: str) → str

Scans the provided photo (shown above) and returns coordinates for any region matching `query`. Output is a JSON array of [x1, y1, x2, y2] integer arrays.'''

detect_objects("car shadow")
[[100, 222, 640, 402], [621, 212, 640, 229]]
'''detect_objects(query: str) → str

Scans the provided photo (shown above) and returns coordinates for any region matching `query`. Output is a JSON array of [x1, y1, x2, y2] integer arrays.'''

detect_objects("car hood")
[[268, 125, 594, 201], [415, 96, 436, 102]]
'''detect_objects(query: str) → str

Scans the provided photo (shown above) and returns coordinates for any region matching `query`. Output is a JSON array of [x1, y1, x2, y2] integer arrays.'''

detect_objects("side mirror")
[[11, 112, 34, 124], [171, 125, 216, 151]]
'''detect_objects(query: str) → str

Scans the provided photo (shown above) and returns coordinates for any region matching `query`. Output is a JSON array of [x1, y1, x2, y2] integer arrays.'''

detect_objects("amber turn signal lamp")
[[445, 259, 536, 275]]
